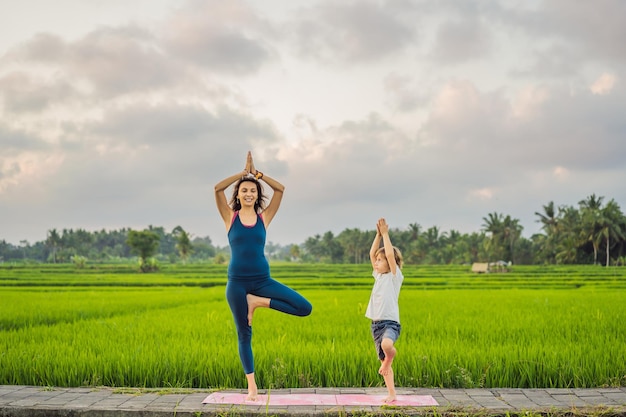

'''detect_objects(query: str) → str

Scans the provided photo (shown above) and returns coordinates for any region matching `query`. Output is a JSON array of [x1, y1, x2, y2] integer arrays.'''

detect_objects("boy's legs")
[[379, 337, 397, 375], [371, 321, 401, 403], [379, 337, 397, 402]]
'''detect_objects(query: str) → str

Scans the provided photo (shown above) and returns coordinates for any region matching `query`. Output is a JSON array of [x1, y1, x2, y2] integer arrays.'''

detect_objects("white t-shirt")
[[365, 268, 403, 323]]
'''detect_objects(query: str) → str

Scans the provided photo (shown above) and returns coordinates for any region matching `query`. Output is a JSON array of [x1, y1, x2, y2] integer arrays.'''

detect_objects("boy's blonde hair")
[[375, 246, 403, 268]]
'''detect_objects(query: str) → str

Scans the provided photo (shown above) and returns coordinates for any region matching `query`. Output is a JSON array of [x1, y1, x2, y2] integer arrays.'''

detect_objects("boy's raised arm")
[[378, 218, 397, 275], [369, 224, 381, 269]]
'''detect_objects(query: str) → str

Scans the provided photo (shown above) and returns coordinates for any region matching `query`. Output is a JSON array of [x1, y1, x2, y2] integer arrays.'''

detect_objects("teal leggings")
[[226, 277, 312, 374]]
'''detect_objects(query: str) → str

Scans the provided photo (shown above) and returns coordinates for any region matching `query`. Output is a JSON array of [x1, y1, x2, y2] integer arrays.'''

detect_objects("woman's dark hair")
[[229, 176, 267, 213]]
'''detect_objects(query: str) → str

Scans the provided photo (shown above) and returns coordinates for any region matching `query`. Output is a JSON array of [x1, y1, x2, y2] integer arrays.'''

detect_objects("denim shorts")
[[371, 320, 401, 361]]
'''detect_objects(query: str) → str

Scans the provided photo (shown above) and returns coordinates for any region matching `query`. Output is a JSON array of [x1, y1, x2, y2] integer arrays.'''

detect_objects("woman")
[[214, 151, 312, 401]]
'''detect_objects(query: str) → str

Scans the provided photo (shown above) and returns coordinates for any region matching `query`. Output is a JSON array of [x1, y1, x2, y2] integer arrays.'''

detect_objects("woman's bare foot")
[[246, 293, 269, 326], [246, 387, 258, 401], [246, 373, 258, 401]]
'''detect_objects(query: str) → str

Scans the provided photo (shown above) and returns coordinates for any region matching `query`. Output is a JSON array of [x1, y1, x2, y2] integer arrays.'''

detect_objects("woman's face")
[[238, 181, 258, 207]]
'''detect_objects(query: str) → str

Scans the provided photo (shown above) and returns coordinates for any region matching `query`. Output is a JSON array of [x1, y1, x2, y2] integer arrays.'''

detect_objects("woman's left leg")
[[252, 278, 312, 317]]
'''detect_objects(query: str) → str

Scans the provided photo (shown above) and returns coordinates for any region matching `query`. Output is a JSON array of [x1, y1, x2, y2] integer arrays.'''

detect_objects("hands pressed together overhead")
[[377, 218, 389, 235], [243, 151, 263, 180]]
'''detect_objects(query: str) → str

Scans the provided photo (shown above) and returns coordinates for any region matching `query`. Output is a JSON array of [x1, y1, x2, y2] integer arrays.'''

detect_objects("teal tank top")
[[227, 212, 270, 279]]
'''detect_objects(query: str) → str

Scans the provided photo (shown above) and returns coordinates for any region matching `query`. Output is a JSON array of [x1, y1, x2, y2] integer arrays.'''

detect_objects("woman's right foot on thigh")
[[246, 293, 269, 325]]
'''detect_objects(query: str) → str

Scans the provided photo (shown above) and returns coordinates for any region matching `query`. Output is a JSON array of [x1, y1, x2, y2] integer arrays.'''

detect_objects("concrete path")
[[1, 385, 625, 416]]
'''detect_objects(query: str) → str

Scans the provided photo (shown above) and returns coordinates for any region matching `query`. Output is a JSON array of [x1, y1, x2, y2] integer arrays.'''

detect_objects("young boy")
[[366, 218, 404, 403]]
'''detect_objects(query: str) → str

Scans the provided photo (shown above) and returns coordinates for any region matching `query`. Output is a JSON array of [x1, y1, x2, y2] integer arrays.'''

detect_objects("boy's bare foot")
[[379, 344, 397, 402], [379, 342, 396, 375], [379, 361, 392, 376], [383, 394, 397, 403], [246, 293, 268, 326]]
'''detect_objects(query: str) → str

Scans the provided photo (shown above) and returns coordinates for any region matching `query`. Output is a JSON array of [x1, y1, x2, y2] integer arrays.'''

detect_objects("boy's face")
[[374, 253, 390, 274]]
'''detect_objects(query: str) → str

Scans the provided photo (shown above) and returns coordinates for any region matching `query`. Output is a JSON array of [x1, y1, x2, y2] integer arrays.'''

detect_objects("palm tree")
[[172, 226, 193, 264], [482, 212, 504, 260], [578, 194, 605, 264], [598, 200, 626, 266], [46, 229, 61, 263], [535, 201, 558, 233], [127, 230, 161, 272], [19, 240, 29, 259], [322, 231, 343, 263], [303, 234, 324, 262], [337, 228, 364, 264], [502, 215, 523, 264], [535, 202, 559, 263], [422, 226, 445, 263], [555, 206, 583, 264], [407, 223, 422, 242], [578, 194, 604, 211], [289, 244, 300, 261]]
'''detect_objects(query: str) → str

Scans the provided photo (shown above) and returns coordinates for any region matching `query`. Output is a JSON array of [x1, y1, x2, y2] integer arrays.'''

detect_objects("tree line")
[[2, 194, 625, 267], [0, 226, 215, 267]]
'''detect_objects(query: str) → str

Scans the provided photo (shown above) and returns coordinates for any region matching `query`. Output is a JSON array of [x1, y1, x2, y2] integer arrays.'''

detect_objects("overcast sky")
[[1, 0, 625, 248]]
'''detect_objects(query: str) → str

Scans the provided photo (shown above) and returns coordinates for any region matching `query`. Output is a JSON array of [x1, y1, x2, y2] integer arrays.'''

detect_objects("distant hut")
[[471, 262, 490, 273]]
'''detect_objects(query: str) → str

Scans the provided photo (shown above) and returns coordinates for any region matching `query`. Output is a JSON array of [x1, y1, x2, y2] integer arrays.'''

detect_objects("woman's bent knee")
[[299, 301, 313, 317]]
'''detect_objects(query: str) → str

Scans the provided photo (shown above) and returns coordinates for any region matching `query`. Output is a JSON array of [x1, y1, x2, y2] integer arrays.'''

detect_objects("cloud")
[[87, 102, 281, 176], [1, 28, 184, 101], [502, 1, 626, 78], [552, 166, 569, 181], [418, 80, 509, 155], [0, 123, 60, 192], [69, 27, 181, 96], [429, 18, 492, 64], [160, 0, 276, 74], [0, 123, 52, 153], [0, 71, 75, 113], [539, 0, 626, 62], [383, 72, 429, 112], [468, 187, 494, 201], [1, 0, 626, 248], [290, 0, 416, 64], [590, 73, 617, 95], [510, 85, 549, 120]]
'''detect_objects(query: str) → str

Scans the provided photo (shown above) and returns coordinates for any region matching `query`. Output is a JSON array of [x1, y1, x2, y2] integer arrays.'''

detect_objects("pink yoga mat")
[[203, 392, 438, 406]]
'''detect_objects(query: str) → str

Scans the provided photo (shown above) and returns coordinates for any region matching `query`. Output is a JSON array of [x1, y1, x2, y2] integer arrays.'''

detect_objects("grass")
[[0, 263, 625, 389]]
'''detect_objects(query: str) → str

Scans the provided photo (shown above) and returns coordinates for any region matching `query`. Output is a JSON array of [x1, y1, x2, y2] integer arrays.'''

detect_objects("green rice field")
[[1, 263, 625, 390]]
